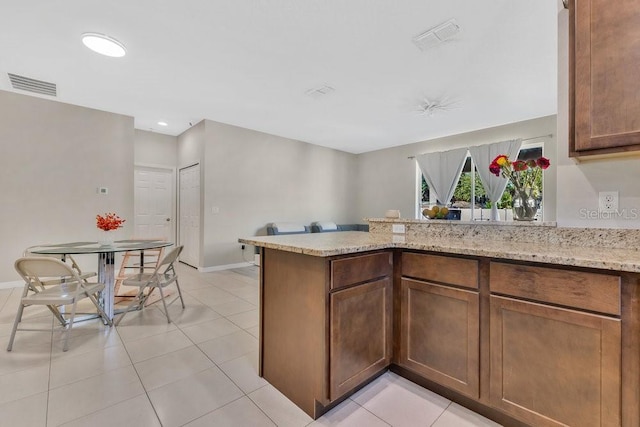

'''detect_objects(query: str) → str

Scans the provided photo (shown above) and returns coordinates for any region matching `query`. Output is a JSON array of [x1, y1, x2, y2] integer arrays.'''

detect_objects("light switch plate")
[[392, 224, 406, 234]]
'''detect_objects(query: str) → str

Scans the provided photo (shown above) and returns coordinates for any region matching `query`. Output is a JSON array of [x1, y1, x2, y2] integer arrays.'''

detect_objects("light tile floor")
[[0, 264, 502, 427]]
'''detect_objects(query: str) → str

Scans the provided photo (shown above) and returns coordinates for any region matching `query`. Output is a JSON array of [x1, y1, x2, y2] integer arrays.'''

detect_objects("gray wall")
[[0, 90, 134, 282], [354, 115, 558, 222], [177, 119, 358, 269]]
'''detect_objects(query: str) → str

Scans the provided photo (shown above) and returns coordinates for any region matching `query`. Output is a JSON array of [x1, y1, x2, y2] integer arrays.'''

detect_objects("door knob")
[[166, 218, 171, 222]]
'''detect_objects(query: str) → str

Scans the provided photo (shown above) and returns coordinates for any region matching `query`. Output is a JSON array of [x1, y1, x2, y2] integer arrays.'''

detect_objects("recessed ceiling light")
[[81, 32, 127, 57], [157, 121, 168, 126]]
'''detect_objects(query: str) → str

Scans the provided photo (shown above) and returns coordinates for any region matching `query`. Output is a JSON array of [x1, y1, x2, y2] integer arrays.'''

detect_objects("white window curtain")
[[468, 139, 522, 221], [416, 147, 469, 206]]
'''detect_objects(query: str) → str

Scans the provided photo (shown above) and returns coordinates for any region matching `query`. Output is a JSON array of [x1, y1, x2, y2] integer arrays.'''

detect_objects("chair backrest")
[[156, 245, 184, 275], [23, 248, 87, 275], [15, 257, 83, 291]]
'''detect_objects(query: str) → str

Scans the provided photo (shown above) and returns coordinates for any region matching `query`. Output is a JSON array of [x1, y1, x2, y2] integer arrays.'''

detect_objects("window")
[[418, 144, 544, 221]]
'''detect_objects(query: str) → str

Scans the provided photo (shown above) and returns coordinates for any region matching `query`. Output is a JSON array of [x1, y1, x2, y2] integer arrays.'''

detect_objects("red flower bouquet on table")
[[489, 154, 551, 220], [96, 213, 125, 231]]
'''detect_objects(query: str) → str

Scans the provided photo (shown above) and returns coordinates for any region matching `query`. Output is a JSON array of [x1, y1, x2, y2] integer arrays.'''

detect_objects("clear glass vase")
[[98, 230, 115, 246], [512, 188, 538, 221]]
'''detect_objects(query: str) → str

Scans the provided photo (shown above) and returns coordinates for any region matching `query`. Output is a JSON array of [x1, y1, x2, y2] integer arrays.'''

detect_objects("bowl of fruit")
[[422, 206, 449, 219]]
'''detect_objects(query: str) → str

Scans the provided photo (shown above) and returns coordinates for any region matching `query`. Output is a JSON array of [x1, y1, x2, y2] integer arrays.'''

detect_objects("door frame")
[[133, 163, 177, 244], [178, 163, 201, 269]]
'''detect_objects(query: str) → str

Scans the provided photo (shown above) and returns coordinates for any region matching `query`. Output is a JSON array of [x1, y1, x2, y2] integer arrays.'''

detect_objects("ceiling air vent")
[[413, 19, 460, 51], [8, 73, 57, 97], [305, 84, 335, 99]]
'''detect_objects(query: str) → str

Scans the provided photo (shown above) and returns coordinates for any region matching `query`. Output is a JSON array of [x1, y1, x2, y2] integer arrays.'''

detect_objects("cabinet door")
[[329, 278, 392, 400], [570, 0, 640, 155], [398, 278, 479, 398], [490, 296, 621, 427]]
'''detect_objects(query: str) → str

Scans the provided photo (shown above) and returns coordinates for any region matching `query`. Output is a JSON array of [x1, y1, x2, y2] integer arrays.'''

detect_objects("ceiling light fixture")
[[416, 97, 458, 117], [81, 32, 127, 57], [157, 121, 168, 126]]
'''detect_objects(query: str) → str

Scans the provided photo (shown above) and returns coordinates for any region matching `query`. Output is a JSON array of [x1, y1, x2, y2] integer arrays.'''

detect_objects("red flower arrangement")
[[489, 154, 550, 193], [96, 213, 125, 231]]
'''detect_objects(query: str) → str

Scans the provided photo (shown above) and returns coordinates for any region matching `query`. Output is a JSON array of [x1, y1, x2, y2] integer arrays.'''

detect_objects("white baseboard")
[[0, 281, 23, 290], [199, 262, 254, 273]]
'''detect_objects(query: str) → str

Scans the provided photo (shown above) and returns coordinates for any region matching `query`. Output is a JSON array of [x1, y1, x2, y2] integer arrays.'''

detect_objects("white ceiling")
[[0, 0, 559, 154]]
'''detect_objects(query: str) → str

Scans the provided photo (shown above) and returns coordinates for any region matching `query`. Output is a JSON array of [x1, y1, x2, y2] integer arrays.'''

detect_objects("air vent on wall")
[[413, 19, 460, 51], [8, 73, 57, 97]]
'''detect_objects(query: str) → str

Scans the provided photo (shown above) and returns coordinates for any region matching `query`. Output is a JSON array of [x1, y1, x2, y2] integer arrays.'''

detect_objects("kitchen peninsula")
[[239, 220, 640, 426]]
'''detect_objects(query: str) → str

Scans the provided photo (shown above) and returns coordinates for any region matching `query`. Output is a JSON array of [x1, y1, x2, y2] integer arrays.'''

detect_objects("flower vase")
[[98, 230, 116, 246], [512, 188, 538, 221]]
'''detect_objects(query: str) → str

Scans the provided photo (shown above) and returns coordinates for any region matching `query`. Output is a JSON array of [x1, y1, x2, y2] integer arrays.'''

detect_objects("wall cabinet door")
[[490, 295, 621, 427], [329, 278, 392, 400], [570, 0, 640, 155], [398, 278, 480, 398]]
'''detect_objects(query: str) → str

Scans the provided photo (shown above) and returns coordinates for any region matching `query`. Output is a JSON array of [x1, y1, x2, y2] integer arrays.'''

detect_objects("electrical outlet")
[[599, 191, 619, 213], [392, 224, 406, 234]]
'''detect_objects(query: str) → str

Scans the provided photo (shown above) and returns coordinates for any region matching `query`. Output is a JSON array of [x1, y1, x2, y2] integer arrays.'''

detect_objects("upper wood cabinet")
[[569, 0, 640, 156]]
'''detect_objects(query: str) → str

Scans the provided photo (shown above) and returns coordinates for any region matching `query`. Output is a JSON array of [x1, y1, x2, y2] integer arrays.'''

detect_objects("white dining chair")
[[8, 257, 112, 352], [23, 247, 97, 281], [115, 245, 185, 326]]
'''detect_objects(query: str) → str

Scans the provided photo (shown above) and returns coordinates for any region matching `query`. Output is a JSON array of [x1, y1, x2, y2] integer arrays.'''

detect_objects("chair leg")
[[115, 287, 145, 326], [175, 279, 186, 309], [48, 305, 67, 326], [63, 301, 78, 352], [87, 293, 112, 327], [157, 286, 171, 323], [6, 303, 25, 351]]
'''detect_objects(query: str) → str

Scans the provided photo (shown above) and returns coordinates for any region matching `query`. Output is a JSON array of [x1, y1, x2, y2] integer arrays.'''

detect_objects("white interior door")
[[179, 164, 200, 268], [134, 167, 174, 241]]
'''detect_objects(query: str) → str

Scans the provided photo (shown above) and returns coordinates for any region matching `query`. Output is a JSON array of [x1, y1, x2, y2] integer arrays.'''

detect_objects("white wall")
[[177, 121, 206, 267], [0, 90, 134, 282], [177, 119, 358, 269], [555, 7, 640, 228], [134, 129, 178, 167], [354, 115, 557, 222]]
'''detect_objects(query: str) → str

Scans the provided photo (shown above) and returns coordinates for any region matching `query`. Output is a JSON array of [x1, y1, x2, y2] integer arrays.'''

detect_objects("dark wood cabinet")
[[260, 247, 638, 425], [398, 252, 480, 398], [570, 0, 640, 156], [489, 261, 623, 426], [399, 278, 479, 398], [490, 295, 621, 427], [329, 277, 392, 400], [260, 248, 392, 419]]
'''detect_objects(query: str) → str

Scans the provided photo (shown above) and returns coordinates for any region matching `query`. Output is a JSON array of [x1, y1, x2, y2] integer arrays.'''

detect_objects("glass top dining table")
[[28, 240, 173, 320]]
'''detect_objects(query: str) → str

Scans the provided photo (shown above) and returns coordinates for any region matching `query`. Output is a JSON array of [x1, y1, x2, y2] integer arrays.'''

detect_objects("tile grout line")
[[429, 401, 453, 426], [167, 276, 280, 427], [113, 320, 165, 427], [45, 314, 54, 427]]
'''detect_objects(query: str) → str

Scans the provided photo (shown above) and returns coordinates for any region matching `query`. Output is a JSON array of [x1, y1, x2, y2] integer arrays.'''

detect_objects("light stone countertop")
[[238, 231, 640, 273]]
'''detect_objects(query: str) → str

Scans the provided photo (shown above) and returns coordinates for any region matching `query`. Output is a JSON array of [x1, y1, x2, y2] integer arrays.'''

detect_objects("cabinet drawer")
[[331, 252, 392, 290], [490, 262, 621, 316], [402, 252, 478, 289]]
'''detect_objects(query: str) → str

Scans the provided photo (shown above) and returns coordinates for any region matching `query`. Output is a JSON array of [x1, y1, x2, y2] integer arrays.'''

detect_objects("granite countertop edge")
[[238, 232, 640, 273]]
